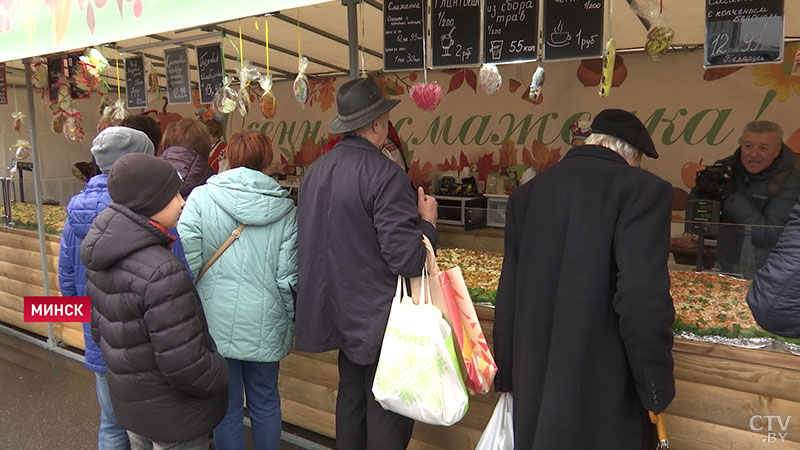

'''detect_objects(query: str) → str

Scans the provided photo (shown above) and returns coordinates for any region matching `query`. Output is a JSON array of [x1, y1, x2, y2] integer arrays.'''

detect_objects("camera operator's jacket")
[[712, 145, 800, 273]]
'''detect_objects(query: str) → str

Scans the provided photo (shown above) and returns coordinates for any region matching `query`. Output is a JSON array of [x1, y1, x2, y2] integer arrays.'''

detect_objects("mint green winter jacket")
[[178, 167, 297, 362]]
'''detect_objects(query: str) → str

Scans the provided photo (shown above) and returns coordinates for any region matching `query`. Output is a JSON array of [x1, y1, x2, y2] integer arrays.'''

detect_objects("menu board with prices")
[[47, 55, 64, 101], [67, 52, 90, 99], [542, 0, 604, 61], [196, 43, 224, 104], [384, 0, 426, 71], [0, 63, 6, 105], [704, 0, 784, 67], [483, 0, 538, 63], [430, 0, 482, 68], [164, 47, 192, 104], [124, 55, 147, 109]]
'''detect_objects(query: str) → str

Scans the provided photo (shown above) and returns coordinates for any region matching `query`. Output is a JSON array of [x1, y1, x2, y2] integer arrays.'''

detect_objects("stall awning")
[[0, 0, 327, 63]]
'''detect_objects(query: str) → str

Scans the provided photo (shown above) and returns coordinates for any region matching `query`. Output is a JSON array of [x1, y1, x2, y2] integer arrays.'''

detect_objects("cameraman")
[[692, 120, 800, 278]]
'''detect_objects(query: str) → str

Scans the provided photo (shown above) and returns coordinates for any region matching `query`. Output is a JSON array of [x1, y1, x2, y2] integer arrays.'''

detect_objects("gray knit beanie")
[[108, 153, 182, 217], [91, 126, 155, 173]]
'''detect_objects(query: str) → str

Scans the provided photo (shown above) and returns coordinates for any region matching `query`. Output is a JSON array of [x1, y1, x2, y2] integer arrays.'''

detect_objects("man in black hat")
[[493, 108, 675, 450], [295, 77, 438, 449]]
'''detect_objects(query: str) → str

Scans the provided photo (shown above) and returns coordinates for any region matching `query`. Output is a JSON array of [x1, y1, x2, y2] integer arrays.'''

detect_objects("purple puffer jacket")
[[159, 146, 215, 200]]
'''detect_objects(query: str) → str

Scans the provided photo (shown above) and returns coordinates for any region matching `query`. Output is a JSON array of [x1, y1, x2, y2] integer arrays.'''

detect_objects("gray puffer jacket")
[[81, 203, 229, 442]]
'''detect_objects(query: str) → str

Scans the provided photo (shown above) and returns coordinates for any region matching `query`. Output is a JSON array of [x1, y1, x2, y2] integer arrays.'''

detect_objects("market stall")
[[1, 0, 800, 448]]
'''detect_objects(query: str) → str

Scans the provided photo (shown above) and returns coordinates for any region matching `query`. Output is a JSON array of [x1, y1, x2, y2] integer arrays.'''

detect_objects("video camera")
[[694, 161, 735, 202]]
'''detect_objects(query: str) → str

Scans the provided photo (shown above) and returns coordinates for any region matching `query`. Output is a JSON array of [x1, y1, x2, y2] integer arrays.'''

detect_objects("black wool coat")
[[493, 145, 676, 450], [81, 203, 229, 442]]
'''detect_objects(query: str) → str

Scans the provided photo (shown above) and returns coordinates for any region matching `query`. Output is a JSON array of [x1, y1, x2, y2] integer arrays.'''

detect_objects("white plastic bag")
[[372, 273, 469, 426], [476, 393, 514, 450]]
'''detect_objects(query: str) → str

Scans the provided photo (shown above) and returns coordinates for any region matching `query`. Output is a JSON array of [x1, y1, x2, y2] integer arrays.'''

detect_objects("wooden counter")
[[2, 228, 799, 449]]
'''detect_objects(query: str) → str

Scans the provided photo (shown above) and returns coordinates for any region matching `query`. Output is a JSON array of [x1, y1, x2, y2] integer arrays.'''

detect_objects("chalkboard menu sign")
[[542, 0, 604, 61], [196, 43, 224, 104], [384, 0, 426, 71], [125, 56, 147, 109], [164, 47, 191, 104], [430, 0, 482, 68], [704, 0, 784, 68], [67, 51, 90, 99], [0, 63, 6, 105], [484, 0, 538, 63], [47, 55, 64, 101]]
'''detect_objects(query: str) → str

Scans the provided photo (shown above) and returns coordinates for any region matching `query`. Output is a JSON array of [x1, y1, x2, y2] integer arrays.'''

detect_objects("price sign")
[[164, 47, 191, 104], [0, 63, 6, 105], [47, 55, 64, 101], [67, 52, 90, 99], [384, 0, 426, 71], [196, 43, 224, 104], [124, 55, 147, 109], [483, 0, 538, 63], [430, 0, 482, 68], [542, 0, 604, 61], [704, 0, 784, 67]]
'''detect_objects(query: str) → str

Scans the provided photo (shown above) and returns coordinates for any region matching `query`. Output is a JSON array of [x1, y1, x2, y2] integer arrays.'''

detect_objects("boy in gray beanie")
[[81, 153, 228, 450], [58, 126, 156, 449]]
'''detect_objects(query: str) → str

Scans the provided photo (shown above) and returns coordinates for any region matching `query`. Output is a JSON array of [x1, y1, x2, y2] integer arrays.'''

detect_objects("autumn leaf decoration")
[[435, 151, 471, 172], [370, 73, 406, 97], [443, 68, 478, 94], [498, 140, 518, 167], [407, 160, 433, 191], [306, 78, 336, 112], [522, 139, 562, 173]]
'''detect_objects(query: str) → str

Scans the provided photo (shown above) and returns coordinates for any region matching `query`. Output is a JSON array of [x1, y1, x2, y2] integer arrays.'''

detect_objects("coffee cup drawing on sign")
[[548, 20, 572, 48]]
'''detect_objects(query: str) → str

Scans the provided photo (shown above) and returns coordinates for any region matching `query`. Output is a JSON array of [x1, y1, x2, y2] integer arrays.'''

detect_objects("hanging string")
[[115, 56, 121, 100], [359, 0, 366, 76], [254, 19, 270, 77], [660, 0, 663, 14], [422, 9, 428, 84], [238, 22, 244, 68], [296, 8, 302, 59], [220, 30, 228, 79]]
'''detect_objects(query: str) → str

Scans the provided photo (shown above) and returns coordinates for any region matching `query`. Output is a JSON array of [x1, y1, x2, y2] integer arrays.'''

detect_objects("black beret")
[[590, 109, 658, 159]]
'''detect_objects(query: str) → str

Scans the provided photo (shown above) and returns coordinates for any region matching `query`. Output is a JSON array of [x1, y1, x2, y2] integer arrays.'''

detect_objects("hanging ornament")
[[410, 82, 442, 112], [57, 83, 72, 111], [79, 47, 110, 79], [294, 56, 310, 106], [8, 139, 32, 176], [212, 76, 244, 115], [259, 74, 277, 119], [479, 64, 502, 95], [51, 111, 68, 133], [529, 66, 546, 101], [792, 48, 800, 76], [599, 38, 616, 97], [11, 112, 25, 131], [62, 113, 84, 143], [235, 61, 260, 117], [108, 98, 130, 124], [72, 62, 101, 93], [632, 0, 674, 61], [30, 62, 48, 91], [145, 57, 160, 92]]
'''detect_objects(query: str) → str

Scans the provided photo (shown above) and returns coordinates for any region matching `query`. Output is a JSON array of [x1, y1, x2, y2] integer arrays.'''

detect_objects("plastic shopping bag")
[[372, 273, 469, 426], [440, 267, 497, 394], [412, 236, 497, 394], [475, 393, 514, 450]]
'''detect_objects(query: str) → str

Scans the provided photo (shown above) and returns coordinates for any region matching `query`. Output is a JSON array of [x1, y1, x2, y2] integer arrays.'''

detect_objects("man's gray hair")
[[743, 120, 783, 141], [585, 133, 642, 165]]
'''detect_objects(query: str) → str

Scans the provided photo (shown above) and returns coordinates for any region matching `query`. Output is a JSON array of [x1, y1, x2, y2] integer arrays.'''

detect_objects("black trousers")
[[335, 351, 414, 450]]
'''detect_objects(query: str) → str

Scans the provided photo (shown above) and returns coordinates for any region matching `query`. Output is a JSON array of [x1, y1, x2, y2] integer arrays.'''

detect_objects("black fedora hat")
[[591, 109, 659, 159], [330, 78, 401, 134]]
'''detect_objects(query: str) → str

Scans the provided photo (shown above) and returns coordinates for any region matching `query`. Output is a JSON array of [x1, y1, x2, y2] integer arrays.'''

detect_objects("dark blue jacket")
[[747, 200, 800, 338], [58, 174, 110, 372], [295, 135, 437, 365]]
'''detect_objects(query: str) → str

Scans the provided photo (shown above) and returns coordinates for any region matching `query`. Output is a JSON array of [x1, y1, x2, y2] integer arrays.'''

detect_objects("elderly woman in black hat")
[[494, 108, 675, 450], [294, 77, 438, 449]]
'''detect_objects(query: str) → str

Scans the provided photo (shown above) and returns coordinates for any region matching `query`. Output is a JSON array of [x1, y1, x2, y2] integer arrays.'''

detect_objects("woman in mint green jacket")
[[178, 130, 296, 450]]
